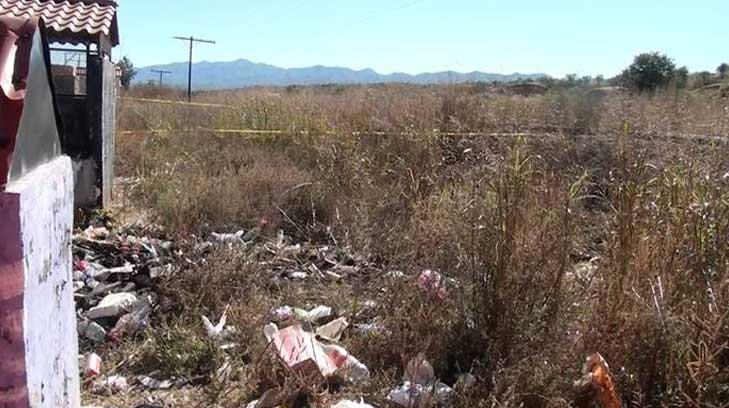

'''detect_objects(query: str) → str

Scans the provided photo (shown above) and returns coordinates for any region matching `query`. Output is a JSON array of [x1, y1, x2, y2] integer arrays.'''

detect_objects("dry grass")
[[103, 84, 729, 407]]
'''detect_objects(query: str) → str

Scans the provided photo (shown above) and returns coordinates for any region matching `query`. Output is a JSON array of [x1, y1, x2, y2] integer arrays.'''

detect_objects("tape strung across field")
[[117, 97, 729, 142], [117, 128, 540, 138], [120, 97, 236, 109]]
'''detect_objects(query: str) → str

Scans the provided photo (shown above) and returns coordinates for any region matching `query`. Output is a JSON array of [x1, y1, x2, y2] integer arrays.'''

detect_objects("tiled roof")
[[0, 0, 118, 45]]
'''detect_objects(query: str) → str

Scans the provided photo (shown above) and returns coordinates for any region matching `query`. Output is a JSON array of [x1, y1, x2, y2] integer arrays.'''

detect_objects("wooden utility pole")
[[173, 36, 215, 102], [151, 69, 172, 86]]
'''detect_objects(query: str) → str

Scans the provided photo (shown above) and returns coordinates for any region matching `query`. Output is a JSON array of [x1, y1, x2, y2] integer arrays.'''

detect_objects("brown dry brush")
[[113, 86, 729, 406]]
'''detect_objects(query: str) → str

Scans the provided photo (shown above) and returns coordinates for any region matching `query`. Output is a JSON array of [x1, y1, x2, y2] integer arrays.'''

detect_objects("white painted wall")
[[5, 156, 80, 408]]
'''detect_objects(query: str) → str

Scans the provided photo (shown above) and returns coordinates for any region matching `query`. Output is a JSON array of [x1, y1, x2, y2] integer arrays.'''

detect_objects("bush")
[[618, 52, 678, 92]]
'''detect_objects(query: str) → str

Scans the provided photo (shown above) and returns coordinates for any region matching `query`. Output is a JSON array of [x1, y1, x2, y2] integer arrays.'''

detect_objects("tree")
[[696, 71, 713, 87], [116, 56, 137, 90], [620, 52, 677, 92], [674, 66, 689, 89], [718, 63, 729, 79]]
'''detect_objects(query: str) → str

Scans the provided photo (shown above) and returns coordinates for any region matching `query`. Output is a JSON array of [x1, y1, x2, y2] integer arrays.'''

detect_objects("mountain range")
[[135, 59, 546, 89]]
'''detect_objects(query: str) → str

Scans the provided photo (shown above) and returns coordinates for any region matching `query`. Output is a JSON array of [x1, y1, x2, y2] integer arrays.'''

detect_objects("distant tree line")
[[115, 53, 728, 94]]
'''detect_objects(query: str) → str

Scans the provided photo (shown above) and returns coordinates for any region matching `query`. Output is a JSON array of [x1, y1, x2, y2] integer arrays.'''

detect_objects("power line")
[[151, 69, 172, 86], [173, 36, 216, 102]]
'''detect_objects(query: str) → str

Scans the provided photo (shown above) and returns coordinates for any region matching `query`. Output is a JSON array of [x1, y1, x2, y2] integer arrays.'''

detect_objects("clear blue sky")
[[116, 0, 727, 78]]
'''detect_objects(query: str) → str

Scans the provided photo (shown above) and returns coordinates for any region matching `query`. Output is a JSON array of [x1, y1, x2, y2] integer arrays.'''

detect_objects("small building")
[[0, 15, 80, 408], [0, 0, 120, 207]]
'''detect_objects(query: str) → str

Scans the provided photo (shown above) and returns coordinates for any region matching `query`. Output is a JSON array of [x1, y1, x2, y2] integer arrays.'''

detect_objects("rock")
[[84, 321, 108, 343]]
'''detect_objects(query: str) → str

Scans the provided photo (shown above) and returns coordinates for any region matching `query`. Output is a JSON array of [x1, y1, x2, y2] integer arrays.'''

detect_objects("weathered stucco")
[[0, 156, 80, 408]]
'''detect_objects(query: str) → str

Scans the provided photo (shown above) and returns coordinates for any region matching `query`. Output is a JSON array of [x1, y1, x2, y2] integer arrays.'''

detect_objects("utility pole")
[[173, 36, 215, 102], [151, 69, 172, 86]]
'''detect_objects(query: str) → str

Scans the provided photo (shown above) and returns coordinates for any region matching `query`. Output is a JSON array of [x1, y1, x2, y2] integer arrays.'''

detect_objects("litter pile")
[[73, 225, 176, 346], [195, 229, 373, 283], [72, 223, 467, 406]]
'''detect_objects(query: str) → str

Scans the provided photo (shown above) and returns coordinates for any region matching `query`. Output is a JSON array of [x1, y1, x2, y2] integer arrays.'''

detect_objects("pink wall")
[[0, 193, 29, 408]]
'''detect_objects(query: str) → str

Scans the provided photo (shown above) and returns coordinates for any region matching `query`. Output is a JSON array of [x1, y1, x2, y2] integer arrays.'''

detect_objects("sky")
[[116, 0, 727, 78]]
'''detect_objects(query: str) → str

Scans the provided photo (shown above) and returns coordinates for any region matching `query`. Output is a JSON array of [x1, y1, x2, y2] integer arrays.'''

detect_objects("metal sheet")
[[5, 19, 62, 185]]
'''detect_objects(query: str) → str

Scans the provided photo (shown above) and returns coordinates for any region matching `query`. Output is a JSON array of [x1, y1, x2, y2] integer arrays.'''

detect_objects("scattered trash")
[[405, 353, 435, 385], [265, 323, 369, 383], [202, 308, 228, 339], [417, 270, 449, 300], [293, 305, 333, 324], [137, 376, 175, 390], [573, 353, 621, 408], [149, 264, 174, 279], [211, 230, 247, 244], [91, 263, 135, 282], [286, 271, 308, 280], [82, 226, 111, 240], [279, 244, 303, 258], [72, 223, 390, 402], [456, 373, 477, 389], [331, 399, 374, 408], [316, 317, 349, 342], [216, 359, 233, 382], [201, 308, 238, 349], [354, 322, 388, 336], [92, 375, 129, 395], [271, 306, 295, 321], [85, 353, 102, 377], [246, 387, 298, 408], [108, 298, 153, 341], [87, 292, 140, 320], [388, 354, 454, 407]]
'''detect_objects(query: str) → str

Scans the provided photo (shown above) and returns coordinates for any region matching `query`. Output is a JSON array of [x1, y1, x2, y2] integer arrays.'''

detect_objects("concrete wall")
[[0, 156, 80, 408]]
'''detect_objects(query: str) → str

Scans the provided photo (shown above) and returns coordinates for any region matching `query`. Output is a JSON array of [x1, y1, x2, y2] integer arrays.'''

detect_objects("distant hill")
[[135, 58, 546, 90]]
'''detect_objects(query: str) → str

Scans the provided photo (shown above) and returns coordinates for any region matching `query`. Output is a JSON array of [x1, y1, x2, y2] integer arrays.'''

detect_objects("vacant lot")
[[90, 84, 728, 407]]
